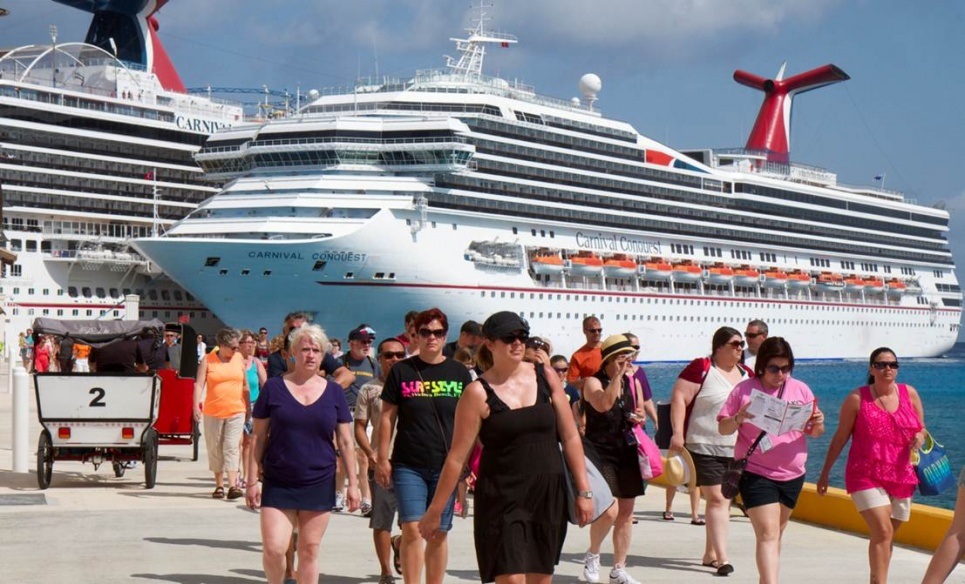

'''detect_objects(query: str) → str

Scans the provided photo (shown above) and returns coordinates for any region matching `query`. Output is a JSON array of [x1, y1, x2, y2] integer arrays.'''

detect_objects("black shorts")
[[738, 471, 806, 510], [689, 451, 730, 487]]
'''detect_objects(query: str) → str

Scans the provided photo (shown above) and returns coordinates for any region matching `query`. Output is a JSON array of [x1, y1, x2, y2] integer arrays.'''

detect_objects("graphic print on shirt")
[[400, 378, 465, 398]]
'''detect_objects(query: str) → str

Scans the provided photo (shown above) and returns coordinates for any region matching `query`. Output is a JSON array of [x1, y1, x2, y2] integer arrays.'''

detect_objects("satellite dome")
[[570, 97, 581, 106], [308, 89, 320, 99], [579, 73, 602, 97]]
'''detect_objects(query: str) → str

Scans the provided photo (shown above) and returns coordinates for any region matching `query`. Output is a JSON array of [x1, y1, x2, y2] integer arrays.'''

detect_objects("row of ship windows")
[[2, 148, 203, 189], [1, 126, 195, 170], [8, 307, 207, 319], [200, 148, 472, 175], [3, 182, 201, 219], [431, 190, 949, 266], [0, 286, 194, 302], [469, 157, 946, 246], [517, 311, 942, 328]]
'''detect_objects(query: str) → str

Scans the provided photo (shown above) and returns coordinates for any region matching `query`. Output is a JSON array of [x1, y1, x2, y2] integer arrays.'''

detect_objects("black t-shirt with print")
[[380, 356, 472, 470]]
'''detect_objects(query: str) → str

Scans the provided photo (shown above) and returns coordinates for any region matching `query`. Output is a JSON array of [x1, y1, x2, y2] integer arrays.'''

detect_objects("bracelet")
[[245, 480, 260, 487]]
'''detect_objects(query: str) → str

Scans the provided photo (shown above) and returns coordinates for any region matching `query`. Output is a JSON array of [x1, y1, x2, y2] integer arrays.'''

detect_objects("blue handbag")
[[915, 431, 956, 496]]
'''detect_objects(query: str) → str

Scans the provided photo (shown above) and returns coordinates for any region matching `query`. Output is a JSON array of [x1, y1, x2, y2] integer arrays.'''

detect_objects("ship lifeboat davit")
[[864, 277, 885, 294], [734, 266, 760, 286], [813, 272, 845, 292], [531, 253, 566, 275], [761, 269, 788, 288], [603, 255, 637, 278], [844, 276, 866, 293], [703, 264, 734, 285], [786, 270, 811, 289], [886, 279, 907, 298], [640, 258, 673, 280], [569, 252, 603, 276], [904, 279, 923, 295], [671, 261, 702, 283]]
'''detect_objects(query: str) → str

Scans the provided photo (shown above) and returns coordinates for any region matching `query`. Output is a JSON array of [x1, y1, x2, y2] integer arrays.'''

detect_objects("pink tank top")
[[845, 384, 922, 497]]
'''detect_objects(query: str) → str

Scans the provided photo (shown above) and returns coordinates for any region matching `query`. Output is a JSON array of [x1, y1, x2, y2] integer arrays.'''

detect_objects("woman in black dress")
[[579, 334, 647, 584], [419, 311, 593, 583]]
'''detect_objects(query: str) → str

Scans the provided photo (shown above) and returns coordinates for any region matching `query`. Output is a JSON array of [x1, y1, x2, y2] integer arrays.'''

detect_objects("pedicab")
[[32, 317, 164, 489], [152, 323, 201, 460]]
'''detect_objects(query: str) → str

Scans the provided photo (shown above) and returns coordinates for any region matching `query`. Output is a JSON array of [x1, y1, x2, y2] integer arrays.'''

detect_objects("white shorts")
[[851, 487, 912, 522]]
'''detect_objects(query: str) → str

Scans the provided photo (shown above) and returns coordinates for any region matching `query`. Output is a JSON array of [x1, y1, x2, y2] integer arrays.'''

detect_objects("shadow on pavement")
[[145, 536, 262, 554]]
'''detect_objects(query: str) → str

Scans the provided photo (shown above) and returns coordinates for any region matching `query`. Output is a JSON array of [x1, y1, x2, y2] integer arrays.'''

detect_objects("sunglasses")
[[872, 361, 900, 370], [765, 364, 792, 375], [728, 340, 746, 349], [418, 328, 447, 339], [745, 332, 764, 339], [223, 345, 240, 351], [584, 328, 603, 334], [500, 332, 530, 345], [381, 351, 406, 360], [553, 367, 568, 374]]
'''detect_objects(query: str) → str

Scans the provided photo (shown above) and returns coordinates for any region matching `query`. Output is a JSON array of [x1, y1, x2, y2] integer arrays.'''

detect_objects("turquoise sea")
[[643, 342, 965, 511]]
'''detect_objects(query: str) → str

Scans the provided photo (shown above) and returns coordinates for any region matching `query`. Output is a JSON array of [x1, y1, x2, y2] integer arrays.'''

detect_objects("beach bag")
[[915, 431, 955, 496], [630, 424, 663, 480], [561, 448, 615, 525]]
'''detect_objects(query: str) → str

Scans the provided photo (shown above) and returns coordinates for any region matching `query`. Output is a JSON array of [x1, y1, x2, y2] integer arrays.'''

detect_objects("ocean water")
[[642, 342, 965, 510]]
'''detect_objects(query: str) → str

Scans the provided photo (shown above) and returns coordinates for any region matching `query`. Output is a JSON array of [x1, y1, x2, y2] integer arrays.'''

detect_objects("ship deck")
[[0, 363, 957, 583]]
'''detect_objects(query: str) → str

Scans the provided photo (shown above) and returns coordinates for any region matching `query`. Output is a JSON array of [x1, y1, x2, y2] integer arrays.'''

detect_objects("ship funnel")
[[734, 64, 849, 163], [51, 0, 186, 92]]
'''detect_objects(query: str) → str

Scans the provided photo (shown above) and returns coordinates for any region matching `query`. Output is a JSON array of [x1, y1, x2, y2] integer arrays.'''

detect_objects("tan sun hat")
[[651, 448, 697, 491]]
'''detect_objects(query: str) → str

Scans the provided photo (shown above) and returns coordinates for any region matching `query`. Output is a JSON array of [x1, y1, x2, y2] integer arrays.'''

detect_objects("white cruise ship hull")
[[134, 208, 960, 360]]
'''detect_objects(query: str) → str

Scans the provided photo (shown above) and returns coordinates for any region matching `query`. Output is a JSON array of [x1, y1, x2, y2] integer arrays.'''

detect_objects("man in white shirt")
[[743, 319, 768, 369]]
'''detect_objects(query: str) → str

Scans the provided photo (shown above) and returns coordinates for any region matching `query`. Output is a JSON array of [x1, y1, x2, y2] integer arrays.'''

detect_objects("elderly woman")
[[579, 334, 646, 584], [718, 337, 825, 584], [670, 326, 752, 577], [817, 347, 925, 584], [193, 327, 248, 500], [418, 312, 593, 583], [245, 324, 360, 584], [375, 308, 474, 584]]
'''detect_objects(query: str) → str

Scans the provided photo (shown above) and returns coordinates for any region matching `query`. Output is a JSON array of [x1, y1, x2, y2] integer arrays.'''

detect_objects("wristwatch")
[[577, 490, 593, 499]]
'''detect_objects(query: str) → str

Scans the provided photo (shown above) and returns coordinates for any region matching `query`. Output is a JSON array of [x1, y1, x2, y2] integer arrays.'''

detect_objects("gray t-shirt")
[[341, 353, 380, 409]]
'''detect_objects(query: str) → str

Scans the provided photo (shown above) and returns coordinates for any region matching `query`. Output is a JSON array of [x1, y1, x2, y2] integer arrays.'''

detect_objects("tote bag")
[[561, 448, 615, 525], [916, 431, 956, 496]]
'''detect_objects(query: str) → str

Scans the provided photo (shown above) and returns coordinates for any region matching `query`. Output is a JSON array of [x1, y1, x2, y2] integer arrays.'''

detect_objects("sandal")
[[702, 560, 721, 569], [662, 511, 674, 521], [691, 517, 706, 525], [391, 534, 402, 575], [716, 562, 735, 577], [226, 486, 244, 500], [212, 486, 225, 499]]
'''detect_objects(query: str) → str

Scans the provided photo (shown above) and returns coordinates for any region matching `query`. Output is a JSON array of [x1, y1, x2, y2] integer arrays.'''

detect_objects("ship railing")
[[198, 135, 469, 155]]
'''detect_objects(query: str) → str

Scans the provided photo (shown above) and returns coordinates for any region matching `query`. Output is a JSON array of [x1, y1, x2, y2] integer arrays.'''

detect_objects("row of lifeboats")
[[530, 253, 920, 296]]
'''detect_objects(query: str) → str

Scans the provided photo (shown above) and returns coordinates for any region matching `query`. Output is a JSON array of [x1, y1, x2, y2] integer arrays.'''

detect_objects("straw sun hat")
[[651, 449, 697, 491]]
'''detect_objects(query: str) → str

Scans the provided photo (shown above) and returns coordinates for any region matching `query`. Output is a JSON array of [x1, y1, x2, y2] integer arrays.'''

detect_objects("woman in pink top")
[[718, 337, 825, 584], [817, 347, 926, 584]]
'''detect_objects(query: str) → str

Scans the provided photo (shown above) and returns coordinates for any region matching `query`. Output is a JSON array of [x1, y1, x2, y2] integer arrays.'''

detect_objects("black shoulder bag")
[[721, 381, 785, 500]]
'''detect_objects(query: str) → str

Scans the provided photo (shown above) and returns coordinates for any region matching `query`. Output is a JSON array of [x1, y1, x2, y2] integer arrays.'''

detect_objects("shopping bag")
[[630, 425, 663, 480], [916, 431, 956, 496]]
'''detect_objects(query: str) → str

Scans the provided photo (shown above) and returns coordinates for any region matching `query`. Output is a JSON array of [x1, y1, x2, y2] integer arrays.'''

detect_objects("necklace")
[[869, 384, 895, 410]]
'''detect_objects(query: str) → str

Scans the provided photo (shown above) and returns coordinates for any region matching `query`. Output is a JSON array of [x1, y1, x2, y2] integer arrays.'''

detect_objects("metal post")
[[12, 366, 29, 472]]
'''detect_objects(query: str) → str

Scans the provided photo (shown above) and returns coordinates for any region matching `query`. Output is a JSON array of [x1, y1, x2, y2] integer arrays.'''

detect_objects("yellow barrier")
[[792, 483, 953, 552]]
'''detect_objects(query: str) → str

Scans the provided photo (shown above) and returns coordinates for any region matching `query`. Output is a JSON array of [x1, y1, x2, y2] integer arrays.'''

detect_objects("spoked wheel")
[[143, 428, 159, 489], [191, 419, 201, 462], [112, 462, 126, 478], [37, 430, 53, 490]]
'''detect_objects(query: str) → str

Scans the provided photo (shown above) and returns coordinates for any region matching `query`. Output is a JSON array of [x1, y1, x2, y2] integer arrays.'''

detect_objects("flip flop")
[[691, 517, 706, 525], [716, 563, 735, 577], [702, 560, 721, 569], [662, 511, 674, 521]]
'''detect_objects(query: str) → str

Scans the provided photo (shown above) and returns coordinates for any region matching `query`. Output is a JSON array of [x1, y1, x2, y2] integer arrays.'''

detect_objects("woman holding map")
[[717, 337, 825, 584]]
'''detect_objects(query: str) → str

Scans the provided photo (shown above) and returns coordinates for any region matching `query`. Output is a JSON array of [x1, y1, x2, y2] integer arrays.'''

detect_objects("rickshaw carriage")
[[32, 318, 166, 489], [153, 322, 201, 461]]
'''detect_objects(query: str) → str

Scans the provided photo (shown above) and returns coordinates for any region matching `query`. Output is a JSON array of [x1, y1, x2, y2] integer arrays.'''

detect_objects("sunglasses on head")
[[765, 364, 792, 375], [418, 328, 447, 339], [500, 332, 530, 345], [872, 361, 900, 370], [728, 340, 745, 349], [381, 351, 406, 360]]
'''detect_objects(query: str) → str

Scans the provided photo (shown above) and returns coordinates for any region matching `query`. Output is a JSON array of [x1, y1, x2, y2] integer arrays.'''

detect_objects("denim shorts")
[[392, 464, 455, 530]]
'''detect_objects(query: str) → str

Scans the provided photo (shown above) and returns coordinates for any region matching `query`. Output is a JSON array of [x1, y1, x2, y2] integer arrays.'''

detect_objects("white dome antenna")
[[579, 73, 602, 110]]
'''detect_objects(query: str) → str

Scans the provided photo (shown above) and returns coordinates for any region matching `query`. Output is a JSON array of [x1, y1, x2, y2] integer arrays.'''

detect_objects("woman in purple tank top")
[[816, 347, 927, 584]]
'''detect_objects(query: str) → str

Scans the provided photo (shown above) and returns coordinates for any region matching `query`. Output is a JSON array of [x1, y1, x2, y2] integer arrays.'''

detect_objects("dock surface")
[[0, 363, 958, 583]]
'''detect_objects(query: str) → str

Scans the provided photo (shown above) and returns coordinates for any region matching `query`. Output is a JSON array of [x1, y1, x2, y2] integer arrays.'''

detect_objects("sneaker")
[[609, 567, 641, 584], [582, 552, 601, 583], [360, 498, 372, 517], [333, 491, 345, 512]]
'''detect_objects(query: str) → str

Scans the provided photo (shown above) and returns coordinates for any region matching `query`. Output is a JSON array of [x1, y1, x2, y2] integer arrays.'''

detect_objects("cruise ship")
[[0, 0, 243, 348], [133, 9, 962, 360]]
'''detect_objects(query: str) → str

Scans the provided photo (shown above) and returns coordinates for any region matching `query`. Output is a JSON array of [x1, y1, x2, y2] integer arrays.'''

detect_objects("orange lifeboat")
[[844, 275, 865, 293], [569, 251, 603, 276], [813, 272, 845, 292], [863, 277, 885, 293], [886, 278, 907, 298], [786, 270, 811, 289], [703, 263, 734, 285], [762, 269, 788, 288], [531, 252, 565, 275], [671, 260, 702, 282], [603, 254, 637, 277], [734, 266, 760, 286], [641, 258, 672, 280]]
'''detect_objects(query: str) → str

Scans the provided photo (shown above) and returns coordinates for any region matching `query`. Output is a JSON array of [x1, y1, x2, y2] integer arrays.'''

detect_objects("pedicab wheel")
[[143, 428, 159, 489], [191, 419, 201, 462], [37, 430, 53, 490], [112, 461, 126, 478]]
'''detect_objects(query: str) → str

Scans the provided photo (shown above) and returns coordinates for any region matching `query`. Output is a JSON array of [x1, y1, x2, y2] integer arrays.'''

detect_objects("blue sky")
[[3, 1, 964, 291]]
